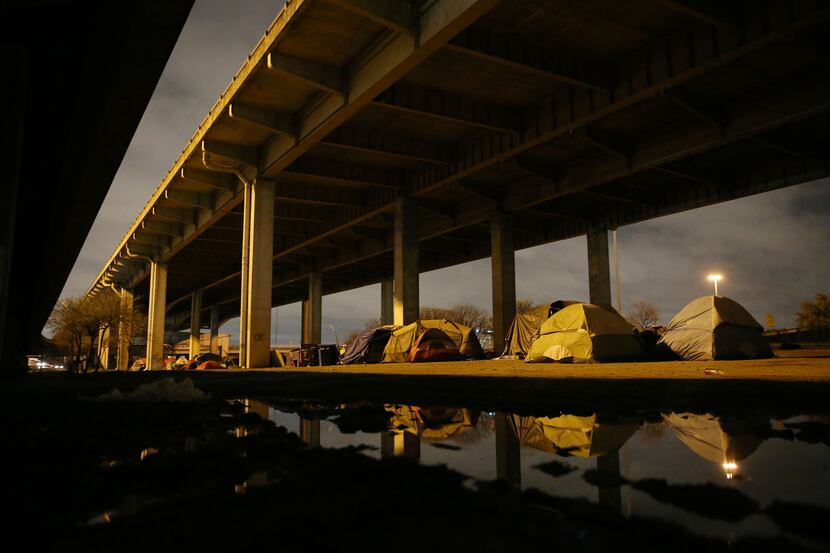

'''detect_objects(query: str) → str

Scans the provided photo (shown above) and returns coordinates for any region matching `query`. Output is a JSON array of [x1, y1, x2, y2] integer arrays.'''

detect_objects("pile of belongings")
[[654, 296, 773, 361], [382, 319, 485, 363], [525, 302, 644, 363], [340, 325, 399, 364]]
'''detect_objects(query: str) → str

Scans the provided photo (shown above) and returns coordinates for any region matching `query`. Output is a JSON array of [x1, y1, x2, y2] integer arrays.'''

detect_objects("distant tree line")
[[796, 293, 830, 329]]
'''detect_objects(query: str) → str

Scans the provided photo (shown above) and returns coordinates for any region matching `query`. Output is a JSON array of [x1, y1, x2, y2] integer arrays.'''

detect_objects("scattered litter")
[[703, 368, 724, 376], [91, 377, 211, 402]]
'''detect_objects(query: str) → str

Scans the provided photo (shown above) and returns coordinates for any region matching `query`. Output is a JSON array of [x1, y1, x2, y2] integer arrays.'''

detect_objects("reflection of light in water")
[[722, 460, 738, 479], [140, 447, 158, 461]]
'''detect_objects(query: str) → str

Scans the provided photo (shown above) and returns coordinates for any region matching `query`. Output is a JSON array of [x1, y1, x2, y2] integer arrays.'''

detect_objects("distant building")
[[172, 333, 232, 356]]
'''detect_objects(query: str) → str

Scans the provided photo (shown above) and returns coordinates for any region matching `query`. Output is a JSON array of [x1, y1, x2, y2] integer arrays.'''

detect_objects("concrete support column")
[[146, 261, 168, 370], [245, 177, 274, 368], [99, 326, 111, 370], [302, 271, 322, 344], [393, 197, 418, 325], [495, 412, 521, 487], [491, 211, 516, 355], [380, 278, 393, 325], [189, 290, 202, 358], [597, 449, 622, 513], [209, 307, 219, 354], [116, 287, 134, 370], [299, 417, 321, 447], [381, 431, 420, 459], [239, 181, 252, 367], [587, 227, 612, 306]]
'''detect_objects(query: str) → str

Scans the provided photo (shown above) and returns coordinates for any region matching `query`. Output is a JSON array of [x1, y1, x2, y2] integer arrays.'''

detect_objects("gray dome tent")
[[655, 296, 773, 361]]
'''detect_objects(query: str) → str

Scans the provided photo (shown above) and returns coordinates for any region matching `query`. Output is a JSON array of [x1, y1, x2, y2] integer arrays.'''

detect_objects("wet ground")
[[5, 359, 830, 551]]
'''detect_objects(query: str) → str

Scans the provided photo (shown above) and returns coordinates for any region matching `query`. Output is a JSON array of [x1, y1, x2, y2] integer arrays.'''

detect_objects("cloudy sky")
[[60, 0, 830, 345]]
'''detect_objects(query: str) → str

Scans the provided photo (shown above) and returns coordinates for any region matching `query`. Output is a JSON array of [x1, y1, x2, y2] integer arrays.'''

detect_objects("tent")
[[386, 405, 478, 442], [340, 326, 398, 364], [501, 300, 581, 358], [382, 319, 485, 363], [511, 414, 639, 457], [662, 412, 764, 466], [408, 327, 463, 362], [654, 296, 773, 361], [194, 352, 223, 364], [525, 303, 643, 363]]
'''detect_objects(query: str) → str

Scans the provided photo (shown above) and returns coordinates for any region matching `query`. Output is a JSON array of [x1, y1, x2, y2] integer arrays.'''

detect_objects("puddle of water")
[[235, 399, 830, 546]]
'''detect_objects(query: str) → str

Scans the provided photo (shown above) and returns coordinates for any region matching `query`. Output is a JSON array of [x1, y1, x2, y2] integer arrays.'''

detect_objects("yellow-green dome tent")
[[511, 414, 638, 457], [385, 405, 477, 441], [381, 319, 485, 363], [655, 296, 773, 361], [525, 303, 643, 363]]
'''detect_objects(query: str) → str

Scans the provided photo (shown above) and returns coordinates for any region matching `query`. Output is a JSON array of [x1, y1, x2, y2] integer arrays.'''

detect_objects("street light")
[[707, 273, 723, 296]]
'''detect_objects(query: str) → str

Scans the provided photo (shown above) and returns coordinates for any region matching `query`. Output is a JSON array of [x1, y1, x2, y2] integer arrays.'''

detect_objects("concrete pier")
[[209, 307, 219, 355], [299, 417, 321, 447], [189, 290, 202, 358], [116, 287, 133, 370], [244, 178, 274, 368], [302, 271, 322, 344], [587, 227, 612, 306], [146, 261, 167, 370], [393, 197, 418, 326], [495, 412, 521, 487], [381, 430, 420, 459], [491, 211, 516, 355], [380, 278, 393, 326]]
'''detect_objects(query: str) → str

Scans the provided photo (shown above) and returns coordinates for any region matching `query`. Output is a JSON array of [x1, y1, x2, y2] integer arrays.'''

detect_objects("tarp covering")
[[511, 414, 638, 457], [525, 303, 643, 363], [382, 319, 485, 363], [662, 412, 763, 464], [655, 296, 773, 361], [386, 405, 477, 442], [340, 326, 398, 364], [501, 301, 581, 357]]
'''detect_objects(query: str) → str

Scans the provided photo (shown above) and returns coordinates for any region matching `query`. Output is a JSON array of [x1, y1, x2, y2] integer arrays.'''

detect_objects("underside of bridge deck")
[[87, 0, 830, 366]]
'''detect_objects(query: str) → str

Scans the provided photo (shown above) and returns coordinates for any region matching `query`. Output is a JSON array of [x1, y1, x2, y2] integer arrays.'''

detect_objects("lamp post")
[[707, 274, 723, 296]]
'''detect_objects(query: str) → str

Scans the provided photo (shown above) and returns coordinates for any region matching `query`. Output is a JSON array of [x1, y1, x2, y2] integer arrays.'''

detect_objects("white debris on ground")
[[90, 377, 210, 402]]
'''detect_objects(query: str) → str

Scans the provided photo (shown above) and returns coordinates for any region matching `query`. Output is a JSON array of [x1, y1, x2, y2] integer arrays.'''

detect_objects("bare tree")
[[421, 304, 492, 332], [344, 317, 382, 347], [625, 300, 660, 329], [48, 290, 144, 373], [796, 293, 830, 329], [516, 298, 538, 314]]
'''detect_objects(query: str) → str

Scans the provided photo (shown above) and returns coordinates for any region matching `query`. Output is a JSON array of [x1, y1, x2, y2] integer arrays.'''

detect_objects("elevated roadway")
[[84, 0, 830, 368]]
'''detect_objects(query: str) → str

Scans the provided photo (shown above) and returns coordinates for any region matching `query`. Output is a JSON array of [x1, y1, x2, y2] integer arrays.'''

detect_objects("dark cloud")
[[59, 1, 830, 342]]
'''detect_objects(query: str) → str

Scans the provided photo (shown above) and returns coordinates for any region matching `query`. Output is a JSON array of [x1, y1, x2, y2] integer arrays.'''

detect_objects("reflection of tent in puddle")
[[511, 414, 638, 457], [386, 406, 479, 442], [662, 412, 764, 477]]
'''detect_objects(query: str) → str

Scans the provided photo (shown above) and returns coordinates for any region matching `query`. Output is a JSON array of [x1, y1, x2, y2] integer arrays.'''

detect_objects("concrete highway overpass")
[[84, 0, 830, 369], [0, 1, 195, 374]]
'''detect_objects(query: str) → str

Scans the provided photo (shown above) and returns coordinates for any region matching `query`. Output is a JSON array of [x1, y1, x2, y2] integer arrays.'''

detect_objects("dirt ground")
[[253, 349, 830, 382]]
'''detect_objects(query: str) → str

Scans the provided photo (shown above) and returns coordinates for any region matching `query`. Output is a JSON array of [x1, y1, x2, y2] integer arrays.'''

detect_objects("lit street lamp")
[[707, 273, 723, 296]]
